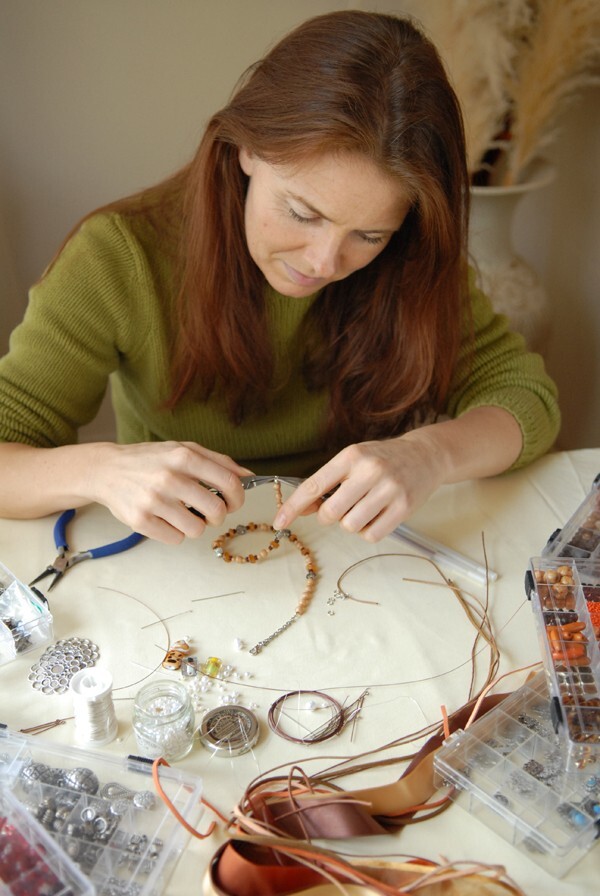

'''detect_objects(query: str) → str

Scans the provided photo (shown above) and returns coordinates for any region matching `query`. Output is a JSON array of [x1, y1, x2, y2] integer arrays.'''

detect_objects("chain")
[[249, 613, 300, 655]]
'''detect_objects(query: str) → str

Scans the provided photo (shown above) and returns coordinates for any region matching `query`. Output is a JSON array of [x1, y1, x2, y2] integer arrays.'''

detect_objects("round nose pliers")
[[29, 509, 145, 591]]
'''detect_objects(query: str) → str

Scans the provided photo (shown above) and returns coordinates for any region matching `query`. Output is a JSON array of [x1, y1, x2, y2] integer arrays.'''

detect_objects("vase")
[[468, 158, 555, 352]]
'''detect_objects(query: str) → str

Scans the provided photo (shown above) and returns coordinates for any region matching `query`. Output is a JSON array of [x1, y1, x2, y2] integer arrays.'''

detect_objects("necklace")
[[211, 479, 318, 654]]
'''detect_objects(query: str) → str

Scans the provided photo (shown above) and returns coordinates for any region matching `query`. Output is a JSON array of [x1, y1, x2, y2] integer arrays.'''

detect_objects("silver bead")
[[62, 766, 99, 794], [132, 789, 156, 811]]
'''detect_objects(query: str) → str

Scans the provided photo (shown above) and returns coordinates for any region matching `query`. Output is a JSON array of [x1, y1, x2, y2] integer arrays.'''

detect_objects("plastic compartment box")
[[434, 671, 600, 878], [525, 557, 600, 773], [542, 472, 600, 561], [1, 786, 93, 896], [0, 726, 204, 895], [0, 562, 53, 665]]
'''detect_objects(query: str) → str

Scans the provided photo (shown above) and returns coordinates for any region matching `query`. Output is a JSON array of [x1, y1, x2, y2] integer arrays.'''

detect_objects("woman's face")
[[239, 149, 412, 298]]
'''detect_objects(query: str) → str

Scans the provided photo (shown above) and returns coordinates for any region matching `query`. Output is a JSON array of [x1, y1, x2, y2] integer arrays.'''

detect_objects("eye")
[[359, 233, 386, 246], [288, 207, 315, 224]]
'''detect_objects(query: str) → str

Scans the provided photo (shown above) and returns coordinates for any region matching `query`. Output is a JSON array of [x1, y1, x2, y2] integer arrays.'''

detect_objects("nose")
[[304, 230, 343, 278]]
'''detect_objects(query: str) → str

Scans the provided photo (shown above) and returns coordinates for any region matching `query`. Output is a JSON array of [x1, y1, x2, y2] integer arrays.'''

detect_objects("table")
[[1, 448, 599, 894]]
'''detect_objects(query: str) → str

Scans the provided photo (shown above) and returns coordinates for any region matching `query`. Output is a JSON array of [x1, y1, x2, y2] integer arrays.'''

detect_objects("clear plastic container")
[[525, 557, 600, 772], [0, 785, 93, 895], [0, 725, 203, 895], [542, 472, 600, 561], [0, 562, 53, 665], [434, 671, 600, 878]]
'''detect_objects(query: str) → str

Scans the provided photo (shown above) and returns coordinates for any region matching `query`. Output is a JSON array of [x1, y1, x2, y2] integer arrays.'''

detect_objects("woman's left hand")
[[273, 435, 446, 542], [272, 408, 523, 541]]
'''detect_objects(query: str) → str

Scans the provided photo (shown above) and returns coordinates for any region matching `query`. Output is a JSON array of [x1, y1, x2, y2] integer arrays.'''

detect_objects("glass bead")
[[201, 656, 222, 677]]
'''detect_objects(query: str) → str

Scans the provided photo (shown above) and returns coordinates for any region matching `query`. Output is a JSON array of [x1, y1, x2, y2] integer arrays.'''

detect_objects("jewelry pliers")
[[30, 509, 145, 591], [188, 475, 304, 518], [240, 475, 303, 490]]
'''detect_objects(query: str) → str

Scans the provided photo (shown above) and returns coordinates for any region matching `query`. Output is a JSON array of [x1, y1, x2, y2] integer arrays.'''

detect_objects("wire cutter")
[[30, 509, 145, 591]]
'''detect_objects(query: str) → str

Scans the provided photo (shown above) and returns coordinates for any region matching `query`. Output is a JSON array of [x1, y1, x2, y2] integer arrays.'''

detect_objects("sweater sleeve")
[[0, 214, 149, 447], [446, 272, 561, 470]]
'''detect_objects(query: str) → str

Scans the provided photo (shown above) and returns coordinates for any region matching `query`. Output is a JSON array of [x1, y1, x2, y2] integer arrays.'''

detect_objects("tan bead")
[[213, 476, 317, 646]]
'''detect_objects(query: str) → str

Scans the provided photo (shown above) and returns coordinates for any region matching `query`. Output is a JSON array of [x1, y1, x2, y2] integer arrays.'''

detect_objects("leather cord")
[[208, 691, 512, 896]]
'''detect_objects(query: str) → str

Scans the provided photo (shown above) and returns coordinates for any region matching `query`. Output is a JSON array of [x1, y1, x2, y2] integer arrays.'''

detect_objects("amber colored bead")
[[213, 477, 317, 639]]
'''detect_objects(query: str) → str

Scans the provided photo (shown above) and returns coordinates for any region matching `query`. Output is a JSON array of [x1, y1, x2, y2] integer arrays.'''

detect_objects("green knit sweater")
[[0, 211, 560, 478]]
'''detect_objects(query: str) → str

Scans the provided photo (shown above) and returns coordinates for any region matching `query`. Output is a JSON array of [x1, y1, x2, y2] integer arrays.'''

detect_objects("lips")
[[282, 261, 325, 289]]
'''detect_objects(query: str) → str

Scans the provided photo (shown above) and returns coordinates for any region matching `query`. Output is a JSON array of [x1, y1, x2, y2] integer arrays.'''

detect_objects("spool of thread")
[[69, 666, 118, 746]]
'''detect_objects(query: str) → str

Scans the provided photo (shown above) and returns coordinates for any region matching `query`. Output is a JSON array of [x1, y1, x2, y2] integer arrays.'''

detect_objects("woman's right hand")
[[0, 440, 253, 543], [89, 441, 254, 542]]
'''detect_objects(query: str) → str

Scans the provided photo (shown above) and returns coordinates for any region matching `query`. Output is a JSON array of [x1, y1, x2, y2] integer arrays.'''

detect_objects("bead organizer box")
[[433, 671, 600, 878], [1, 786, 93, 896], [525, 557, 600, 773], [0, 726, 204, 896], [542, 473, 600, 561], [0, 562, 53, 665]]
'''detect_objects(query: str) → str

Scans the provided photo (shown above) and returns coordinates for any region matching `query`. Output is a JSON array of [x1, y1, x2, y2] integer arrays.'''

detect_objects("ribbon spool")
[[69, 666, 118, 746]]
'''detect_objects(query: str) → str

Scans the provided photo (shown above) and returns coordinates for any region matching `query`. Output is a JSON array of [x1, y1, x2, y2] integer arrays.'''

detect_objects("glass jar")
[[132, 680, 195, 761]]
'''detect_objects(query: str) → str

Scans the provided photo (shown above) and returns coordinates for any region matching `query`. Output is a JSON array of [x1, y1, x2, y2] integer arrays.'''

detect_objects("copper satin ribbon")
[[203, 838, 519, 896], [207, 692, 510, 896], [206, 841, 519, 896]]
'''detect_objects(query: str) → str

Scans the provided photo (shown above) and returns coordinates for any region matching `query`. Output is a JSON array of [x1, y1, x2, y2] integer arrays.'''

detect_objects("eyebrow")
[[288, 192, 396, 234]]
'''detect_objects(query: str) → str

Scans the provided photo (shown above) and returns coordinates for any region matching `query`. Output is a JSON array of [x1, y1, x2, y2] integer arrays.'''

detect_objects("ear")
[[238, 146, 255, 176]]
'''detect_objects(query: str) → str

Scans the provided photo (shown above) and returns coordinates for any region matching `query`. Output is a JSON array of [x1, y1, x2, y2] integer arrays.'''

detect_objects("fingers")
[[176, 442, 253, 514], [273, 470, 340, 530], [273, 440, 431, 543], [97, 441, 254, 543]]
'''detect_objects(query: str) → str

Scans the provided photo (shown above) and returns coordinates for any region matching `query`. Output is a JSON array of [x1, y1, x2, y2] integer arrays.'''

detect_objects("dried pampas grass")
[[414, 0, 600, 184], [417, 0, 533, 175], [506, 0, 600, 184]]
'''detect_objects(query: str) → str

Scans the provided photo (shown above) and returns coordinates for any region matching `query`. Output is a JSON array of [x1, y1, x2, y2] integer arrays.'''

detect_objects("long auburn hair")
[[100, 11, 471, 447]]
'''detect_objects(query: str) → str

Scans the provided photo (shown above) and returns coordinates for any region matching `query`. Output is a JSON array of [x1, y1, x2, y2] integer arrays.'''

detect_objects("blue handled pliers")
[[29, 509, 145, 591]]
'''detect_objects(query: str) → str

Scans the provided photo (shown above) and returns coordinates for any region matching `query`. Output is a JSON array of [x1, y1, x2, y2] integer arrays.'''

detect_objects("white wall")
[[1, 0, 599, 447]]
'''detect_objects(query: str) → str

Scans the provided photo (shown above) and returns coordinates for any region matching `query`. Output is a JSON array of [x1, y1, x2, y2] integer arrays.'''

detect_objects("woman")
[[0, 10, 559, 544]]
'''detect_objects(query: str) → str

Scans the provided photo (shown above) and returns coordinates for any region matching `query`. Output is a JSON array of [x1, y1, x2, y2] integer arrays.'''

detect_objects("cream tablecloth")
[[1, 448, 599, 894]]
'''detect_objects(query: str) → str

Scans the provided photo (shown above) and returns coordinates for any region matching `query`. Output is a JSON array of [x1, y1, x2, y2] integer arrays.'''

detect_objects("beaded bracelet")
[[211, 479, 318, 654]]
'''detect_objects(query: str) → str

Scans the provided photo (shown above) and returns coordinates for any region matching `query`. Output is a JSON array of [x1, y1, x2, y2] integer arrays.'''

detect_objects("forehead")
[[267, 152, 411, 228]]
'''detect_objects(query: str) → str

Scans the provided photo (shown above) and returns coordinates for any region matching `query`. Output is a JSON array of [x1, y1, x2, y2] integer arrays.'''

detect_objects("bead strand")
[[211, 478, 318, 652]]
